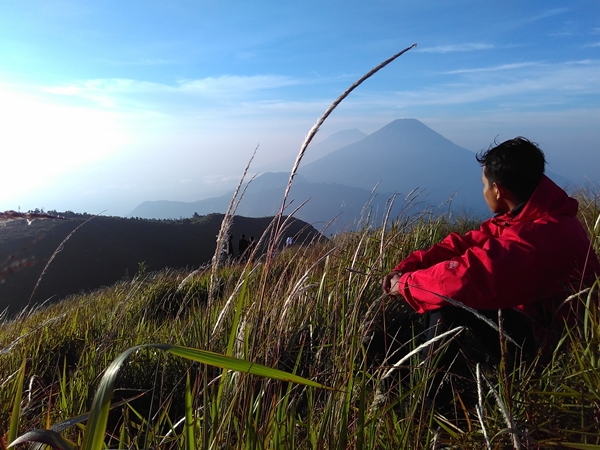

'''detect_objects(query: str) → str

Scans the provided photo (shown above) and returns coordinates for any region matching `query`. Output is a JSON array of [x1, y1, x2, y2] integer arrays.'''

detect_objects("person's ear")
[[495, 183, 514, 201], [493, 182, 502, 200]]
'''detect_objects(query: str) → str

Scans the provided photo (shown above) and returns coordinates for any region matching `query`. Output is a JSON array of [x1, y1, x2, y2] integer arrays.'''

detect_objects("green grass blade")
[[81, 346, 141, 450], [8, 429, 77, 450], [184, 371, 194, 450], [338, 355, 355, 449], [8, 357, 26, 445], [226, 267, 249, 357], [154, 343, 331, 388]]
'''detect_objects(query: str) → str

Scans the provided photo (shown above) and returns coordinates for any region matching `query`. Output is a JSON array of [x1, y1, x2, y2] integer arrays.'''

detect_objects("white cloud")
[[178, 75, 299, 94], [564, 59, 599, 65], [548, 31, 574, 37], [46, 79, 159, 101], [507, 7, 570, 28], [531, 7, 570, 21], [339, 60, 600, 112], [417, 43, 494, 54], [102, 58, 178, 66], [43, 75, 303, 110], [444, 62, 541, 75], [30, 58, 600, 130], [203, 174, 241, 185], [48, 75, 298, 97]]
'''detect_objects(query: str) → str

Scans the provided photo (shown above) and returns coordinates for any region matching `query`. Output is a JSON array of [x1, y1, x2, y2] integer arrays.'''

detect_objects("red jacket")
[[394, 175, 600, 318]]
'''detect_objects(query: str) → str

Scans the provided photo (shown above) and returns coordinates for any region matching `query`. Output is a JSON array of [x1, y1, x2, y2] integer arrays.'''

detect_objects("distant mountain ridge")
[[130, 119, 570, 232], [131, 173, 402, 234]]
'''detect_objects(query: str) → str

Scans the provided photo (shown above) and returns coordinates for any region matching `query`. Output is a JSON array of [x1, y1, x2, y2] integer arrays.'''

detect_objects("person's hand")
[[382, 271, 402, 297]]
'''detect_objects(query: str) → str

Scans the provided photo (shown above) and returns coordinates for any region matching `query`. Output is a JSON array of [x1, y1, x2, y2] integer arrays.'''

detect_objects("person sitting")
[[382, 137, 600, 366]]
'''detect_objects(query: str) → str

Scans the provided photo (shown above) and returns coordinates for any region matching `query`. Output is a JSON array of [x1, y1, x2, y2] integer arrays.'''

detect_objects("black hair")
[[476, 137, 546, 202]]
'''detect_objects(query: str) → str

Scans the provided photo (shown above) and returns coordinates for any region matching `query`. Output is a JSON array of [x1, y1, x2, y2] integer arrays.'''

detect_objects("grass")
[[1, 198, 599, 448]]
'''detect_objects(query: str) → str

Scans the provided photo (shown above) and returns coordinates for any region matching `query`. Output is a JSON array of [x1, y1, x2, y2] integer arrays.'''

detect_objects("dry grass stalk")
[[379, 193, 399, 268], [483, 371, 521, 449], [278, 247, 338, 328], [475, 363, 492, 450], [558, 287, 592, 311], [212, 264, 261, 336], [497, 309, 513, 415], [266, 43, 417, 267], [208, 146, 257, 304], [28, 213, 102, 306], [382, 325, 464, 379]]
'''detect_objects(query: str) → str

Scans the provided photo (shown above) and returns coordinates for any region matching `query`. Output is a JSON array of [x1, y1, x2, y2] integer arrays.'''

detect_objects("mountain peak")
[[375, 118, 440, 136], [388, 118, 423, 126], [298, 118, 485, 210]]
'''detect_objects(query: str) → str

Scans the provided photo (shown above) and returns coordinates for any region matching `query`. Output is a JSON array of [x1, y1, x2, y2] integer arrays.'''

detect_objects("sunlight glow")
[[0, 89, 128, 203]]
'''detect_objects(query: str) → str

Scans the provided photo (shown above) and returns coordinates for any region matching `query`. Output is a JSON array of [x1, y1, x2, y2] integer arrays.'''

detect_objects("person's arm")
[[383, 220, 495, 299], [396, 226, 549, 313], [394, 225, 490, 273], [382, 225, 489, 297]]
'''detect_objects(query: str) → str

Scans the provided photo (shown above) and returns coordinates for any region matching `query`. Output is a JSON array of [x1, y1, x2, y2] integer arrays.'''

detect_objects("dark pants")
[[422, 306, 536, 371], [418, 306, 536, 404]]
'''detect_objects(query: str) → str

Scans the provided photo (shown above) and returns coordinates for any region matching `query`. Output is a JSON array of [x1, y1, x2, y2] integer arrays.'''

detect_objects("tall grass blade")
[[213, 264, 258, 337], [184, 372, 194, 450], [7, 429, 77, 450], [425, 290, 520, 346], [383, 325, 464, 379], [28, 213, 101, 305], [483, 372, 521, 449], [280, 43, 417, 214], [7, 357, 26, 446], [475, 364, 492, 450], [156, 344, 330, 387], [268, 43, 417, 264], [81, 346, 138, 450], [209, 147, 257, 303]]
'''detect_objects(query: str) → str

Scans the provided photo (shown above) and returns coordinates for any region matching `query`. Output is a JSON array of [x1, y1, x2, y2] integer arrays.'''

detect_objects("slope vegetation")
[[0, 212, 320, 315], [1, 193, 598, 447]]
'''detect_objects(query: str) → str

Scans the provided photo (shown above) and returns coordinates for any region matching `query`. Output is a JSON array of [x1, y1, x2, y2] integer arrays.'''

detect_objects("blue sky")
[[1, 1, 599, 216]]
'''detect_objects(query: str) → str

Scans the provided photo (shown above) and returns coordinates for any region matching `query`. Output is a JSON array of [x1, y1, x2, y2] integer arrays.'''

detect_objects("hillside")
[[1, 200, 598, 448], [0, 212, 321, 316]]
